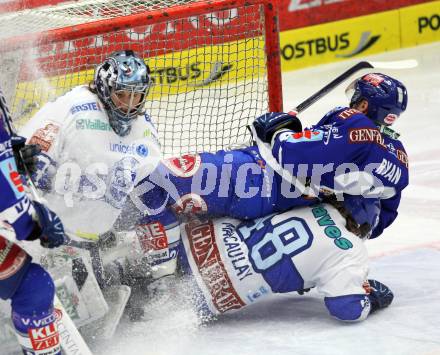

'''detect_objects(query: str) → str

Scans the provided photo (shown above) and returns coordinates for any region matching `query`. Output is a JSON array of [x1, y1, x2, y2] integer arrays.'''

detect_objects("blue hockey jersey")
[[271, 107, 409, 238], [0, 112, 33, 299], [0, 115, 35, 240], [135, 107, 408, 239], [178, 203, 373, 321]]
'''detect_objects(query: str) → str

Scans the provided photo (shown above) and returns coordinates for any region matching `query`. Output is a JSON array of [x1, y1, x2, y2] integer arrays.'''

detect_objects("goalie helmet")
[[94, 50, 152, 136], [346, 73, 408, 126]]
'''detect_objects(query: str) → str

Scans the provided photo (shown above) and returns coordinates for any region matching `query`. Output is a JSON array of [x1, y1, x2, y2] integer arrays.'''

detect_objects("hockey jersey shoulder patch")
[[28, 122, 60, 152], [163, 154, 201, 177]]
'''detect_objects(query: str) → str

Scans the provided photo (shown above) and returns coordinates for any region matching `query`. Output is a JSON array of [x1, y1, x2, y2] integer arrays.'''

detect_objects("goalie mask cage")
[[0, 0, 282, 157]]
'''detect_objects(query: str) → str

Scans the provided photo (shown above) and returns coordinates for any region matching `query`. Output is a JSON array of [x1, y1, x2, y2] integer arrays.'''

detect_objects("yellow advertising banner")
[[279, 10, 401, 72], [400, 1, 440, 47], [13, 38, 266, 122], [11, 1, 440, 123]]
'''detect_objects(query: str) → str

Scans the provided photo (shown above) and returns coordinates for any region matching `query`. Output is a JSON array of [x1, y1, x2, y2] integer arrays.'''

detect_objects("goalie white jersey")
[[180, 203, 372, 321], [20, 85, 161, 239]]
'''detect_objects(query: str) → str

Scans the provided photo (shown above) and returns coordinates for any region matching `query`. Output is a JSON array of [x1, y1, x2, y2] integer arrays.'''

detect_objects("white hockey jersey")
[[180, 203, 372, 321], [20, 85, 161, 239]]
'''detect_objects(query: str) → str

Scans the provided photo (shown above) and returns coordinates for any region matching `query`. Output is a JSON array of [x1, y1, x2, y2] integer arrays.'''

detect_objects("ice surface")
[[96, 250, 440, 355], [93, 42, 440, 355]]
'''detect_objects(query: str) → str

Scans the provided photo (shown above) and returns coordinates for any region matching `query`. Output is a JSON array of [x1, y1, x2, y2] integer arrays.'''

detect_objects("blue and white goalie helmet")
[[94, 50, 152, 136], [346, 73, 408, 126]]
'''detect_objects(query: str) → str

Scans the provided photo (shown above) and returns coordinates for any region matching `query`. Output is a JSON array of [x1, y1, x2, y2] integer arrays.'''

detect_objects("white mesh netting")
[[0, 0, 196, 38], [0, 0, 275, 156]]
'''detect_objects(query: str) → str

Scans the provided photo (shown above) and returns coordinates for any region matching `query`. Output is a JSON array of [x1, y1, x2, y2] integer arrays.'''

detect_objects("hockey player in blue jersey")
[[0, 96, 65, 354], [253, 72, 408, 239], [178, 200, 393, 321], [133, 196, 393, 322], [134, 72, 408, 240]]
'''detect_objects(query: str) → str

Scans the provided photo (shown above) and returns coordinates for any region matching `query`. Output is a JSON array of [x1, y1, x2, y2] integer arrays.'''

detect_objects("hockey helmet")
[[94, 50, 152, 136], [346, 73, 408, 126]]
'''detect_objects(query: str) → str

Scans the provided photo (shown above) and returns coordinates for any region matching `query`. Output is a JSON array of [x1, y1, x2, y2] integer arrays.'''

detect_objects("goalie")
[[19, 49, 161, 241], [16, 49, 162, 334]]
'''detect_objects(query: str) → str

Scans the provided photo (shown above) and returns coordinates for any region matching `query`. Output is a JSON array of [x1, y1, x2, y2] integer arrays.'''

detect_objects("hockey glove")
[[253, 112, 302, 143], [30, 201, 65, 248], [11, 135, 41, 175], [366, 279, 394, 313]]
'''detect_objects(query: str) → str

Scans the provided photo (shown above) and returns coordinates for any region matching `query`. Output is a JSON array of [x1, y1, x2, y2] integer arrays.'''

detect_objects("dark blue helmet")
[[94, 50, 151, 136], [347, 73, 408, 126]]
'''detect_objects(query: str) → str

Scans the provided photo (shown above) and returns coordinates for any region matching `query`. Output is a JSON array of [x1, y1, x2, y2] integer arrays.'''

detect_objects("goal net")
[[0, 0, 282, 157]]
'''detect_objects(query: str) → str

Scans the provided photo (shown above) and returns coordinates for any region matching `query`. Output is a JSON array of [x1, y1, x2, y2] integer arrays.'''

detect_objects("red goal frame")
[[2, 0, 283, 112]]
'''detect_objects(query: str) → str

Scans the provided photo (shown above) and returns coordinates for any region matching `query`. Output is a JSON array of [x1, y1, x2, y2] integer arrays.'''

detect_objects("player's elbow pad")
[[324, 295, 371, 322]]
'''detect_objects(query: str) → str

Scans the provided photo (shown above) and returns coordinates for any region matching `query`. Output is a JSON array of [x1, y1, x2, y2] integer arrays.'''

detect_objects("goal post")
[[0, 0, 283, 157]]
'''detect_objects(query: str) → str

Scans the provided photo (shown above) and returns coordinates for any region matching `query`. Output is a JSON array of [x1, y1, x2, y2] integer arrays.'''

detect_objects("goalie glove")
[[252, 112, 302, 143], [366, 279, 394, 313]]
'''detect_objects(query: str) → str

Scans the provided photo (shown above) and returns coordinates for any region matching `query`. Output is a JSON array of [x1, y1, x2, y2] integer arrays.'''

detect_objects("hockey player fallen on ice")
[[135, 73, 408, 240], [0, 95, 66, 354], [122, 198, 393, 322], [20, 49, 161, 241], [253, 73, 409, 239]]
